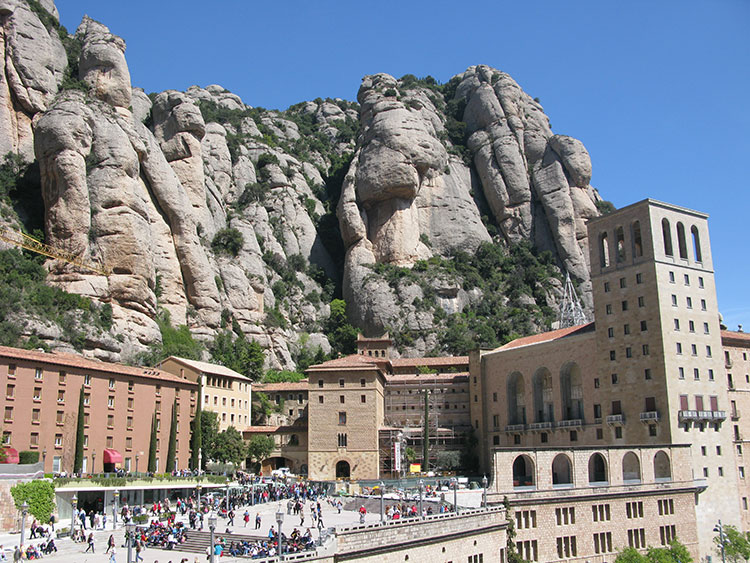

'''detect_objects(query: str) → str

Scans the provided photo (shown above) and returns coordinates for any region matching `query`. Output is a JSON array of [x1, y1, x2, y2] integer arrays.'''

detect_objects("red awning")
[[0, 447, 19, 464], [103, 449, 123, 464]]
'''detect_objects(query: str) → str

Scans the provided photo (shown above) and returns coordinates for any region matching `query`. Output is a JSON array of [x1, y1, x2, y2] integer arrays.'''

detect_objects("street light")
[[135, 453, 139, 475], [42, 448, 47, 469], [378, 481, 385, 524], [250, 481, 255, 506], [482, 475, 488, 509], [126, 521, 135, 563], [450, 477, 458, 514], [275, 505, 285, 560], [225, 478, 230, 512], [208, 512, 217, 563], [714, 520, 727, 563], [196, 484, 203, 511], [19, 501, 29, 549], [418, 479, 424, 519], [91, 452, 96, 475], [71, 494, 78, 532], [113, 489, 119, 529]]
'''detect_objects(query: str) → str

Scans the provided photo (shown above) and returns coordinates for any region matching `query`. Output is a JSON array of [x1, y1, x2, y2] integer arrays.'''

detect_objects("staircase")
[[164, 530, 269, 554]]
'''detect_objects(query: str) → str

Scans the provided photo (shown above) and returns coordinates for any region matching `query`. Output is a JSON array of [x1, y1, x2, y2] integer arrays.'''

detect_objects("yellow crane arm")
[[0, 226, 112, 276]]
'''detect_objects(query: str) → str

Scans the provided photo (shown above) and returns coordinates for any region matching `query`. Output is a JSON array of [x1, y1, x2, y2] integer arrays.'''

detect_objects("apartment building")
[[0, 346, 197, 474], [158, 356, 251, 431]]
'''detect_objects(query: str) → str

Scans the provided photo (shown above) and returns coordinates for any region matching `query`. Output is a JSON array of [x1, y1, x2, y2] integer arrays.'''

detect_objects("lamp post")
[[19, 501, 29, 549], [113, 489, 119, 529], [418, 479, 424, 519], [275, 505, 285, 560], [225, 478, 230, 512], [250, 481, 255, 506], [714, 520, 727, 563], [208, 512, 217, 563], [42, 448, 47, 471], [126, 521, 135, 563], [482, 475, 488, 509], [196, 484, 203, 511], [379, 481, 385, 524], [450, 478, 458, 514], [135, 453, 139, 475], [91, 451, 96, 475], [71, 494, 78, 532]]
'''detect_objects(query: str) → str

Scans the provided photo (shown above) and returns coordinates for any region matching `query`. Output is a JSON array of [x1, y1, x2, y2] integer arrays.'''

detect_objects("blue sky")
[[57, 0, 750, 329]]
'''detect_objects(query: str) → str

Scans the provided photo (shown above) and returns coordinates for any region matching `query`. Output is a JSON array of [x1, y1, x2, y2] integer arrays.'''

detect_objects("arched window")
[[588, 453, 608, 484], [654, 451, 672, 481], [622, 452, 642, 482], [615, 227, 626, 262], [662, 219, 673, 256], [599, 232, 610, 268], [513, 455, 535, 488], [560, 363, 583, 421], [631, 221, 642, 258], [532, 368, 554, 423], [336, 460, 350, 479], [677, 222, 688, 259], [691, 226, 702, 262], [552, 454, 573, 485], [507, 372, 526, 425]]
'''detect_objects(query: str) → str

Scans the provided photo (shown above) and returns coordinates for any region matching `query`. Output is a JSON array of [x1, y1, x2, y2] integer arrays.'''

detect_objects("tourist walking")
[[109, 546, 116, 563], [85, 532, 95, 553], [106, 534, 115, 554]]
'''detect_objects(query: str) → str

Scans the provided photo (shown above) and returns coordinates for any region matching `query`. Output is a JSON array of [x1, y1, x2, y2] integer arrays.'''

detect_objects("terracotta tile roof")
[[722, 330, 750, 347], [499, 323, 596, 351], [242, 425, 280, 433], [386, 372, 470, 383], [306, 354, 384, 371], [0, 345, 196, 386], [254, 381, 309, 392], [161, 356, 248, 380], [390, 356, 469, 367]]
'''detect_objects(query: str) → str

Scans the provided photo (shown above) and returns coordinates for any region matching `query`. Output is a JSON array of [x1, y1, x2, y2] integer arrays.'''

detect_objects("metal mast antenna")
[[558, 272, 588, 328]]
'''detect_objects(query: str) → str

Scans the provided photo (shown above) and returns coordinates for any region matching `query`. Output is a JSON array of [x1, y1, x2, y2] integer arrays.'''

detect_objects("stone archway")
[[336, 460, 351, 479]]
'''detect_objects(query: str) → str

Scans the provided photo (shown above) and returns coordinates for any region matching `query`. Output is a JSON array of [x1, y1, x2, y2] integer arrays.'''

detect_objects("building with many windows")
[[0, 346, 197, 474], [158, 356, 251, 431]]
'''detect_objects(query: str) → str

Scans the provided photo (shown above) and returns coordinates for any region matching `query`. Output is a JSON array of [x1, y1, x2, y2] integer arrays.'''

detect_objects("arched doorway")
[[552, 454, 573, 485], [588, 453, 608, 484], [336, 460, 351, 479], [512, 455, 535, 488], [653, 451, 671, 481], [622, 452, 642, 482]]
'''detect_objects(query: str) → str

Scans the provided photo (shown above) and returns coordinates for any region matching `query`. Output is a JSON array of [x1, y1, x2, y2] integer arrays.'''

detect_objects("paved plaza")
[[0, 488, 483, 563]]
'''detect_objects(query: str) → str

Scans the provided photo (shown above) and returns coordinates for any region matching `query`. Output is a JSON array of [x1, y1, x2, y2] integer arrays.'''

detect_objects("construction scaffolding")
[[557, 272, 589, 328], [0, 226, 111, 276]]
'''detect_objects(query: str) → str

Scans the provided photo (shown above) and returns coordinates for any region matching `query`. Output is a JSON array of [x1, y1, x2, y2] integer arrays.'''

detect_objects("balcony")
[[732, 410, 741, 421], [678, 410, 699, 421], [528, 421, 554, 431], [639, 411, 660, 423], [557, 419, 583, 428], [711, 410, 727, 421], [505, 424, 526, 433], [697, 410, 714, 420], [606, 414, 625, 425]]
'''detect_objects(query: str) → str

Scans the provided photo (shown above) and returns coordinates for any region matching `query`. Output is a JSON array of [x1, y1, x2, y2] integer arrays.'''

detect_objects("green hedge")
[[18, 451, 39, 464]]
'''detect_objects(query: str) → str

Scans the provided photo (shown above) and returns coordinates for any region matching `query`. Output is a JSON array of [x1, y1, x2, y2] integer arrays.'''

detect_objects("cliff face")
[[0, 0, 603, 365]]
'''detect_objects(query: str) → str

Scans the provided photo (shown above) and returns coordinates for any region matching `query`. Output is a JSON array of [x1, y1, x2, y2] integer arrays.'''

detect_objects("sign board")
[[409, 463, 421, 473], [394, 441, 401, 472]]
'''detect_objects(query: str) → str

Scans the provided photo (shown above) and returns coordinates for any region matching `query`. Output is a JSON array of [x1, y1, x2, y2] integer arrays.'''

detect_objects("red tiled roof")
[[243, 425, 280, 433], [722, 330, 750, 347], [306, 354, 384, 370], [161, 356, 248, 380], [0, 345, 196, 386], [499, 323, 596, 351], [254, 381, 309, 392], [390, 356, 469, 367]]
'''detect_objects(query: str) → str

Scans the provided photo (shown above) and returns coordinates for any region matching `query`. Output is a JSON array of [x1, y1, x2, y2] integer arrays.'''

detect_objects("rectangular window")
[[106, 436, 114, 448], [709, 369, 714, 380], [698, 276, 704, 288], [627, 528, 646, 549], [107, 414, 114, 427], [31, 408, 40, 423], [594, 404, 602, 419], [592, 504, 611, 522], [626, 347, 632, 358], [645, 368, 652, 380], [58, 371, 66, 384], [622, 300, 628, 312], [679, 367, 685, 379], [360, 378, 366, 388], [687, 297, 693, 309], [674, 319, 680, 331], [54, 434, 63, 447], [620, 277, 627, 289], [701, 299, 707, 311], [515, 510, 537, 529], [7, 364, 16, 377], [5, 384, 14, 399], [672, 294, 678, 306], [125, 437, 132, 450], [128, 381, 134, 392], [706, 345, 712, 357], [594, 378, 600, 388], [604, 282, 610, 293], [641, 320, 648, 331], [318, 379, 324, 388], [608, 327, 614, 338], [676, 343, 682, 354], [318, 396, 324, 404], [107, 396, 115, 408], [34, 368, 43, 381], [339, 379, 345, 388], [596, 428, 603, 439], [669, 271, 675, 283], [691, 344, 697, 356], [84, 374, 91, 386], [56, 410, 64, 424], [624, 324, 630, 335], [606, 304, 612, 315], [659, 525, 676, 546], [615, 426, 623, 439], [642, 345, 650, 356], [128, 397, 134, 409], [593, 532, 613, 554], [626, 501, 644, 518], [556, 536, 577, 559], [611, 373, 618, 384], [109, 378, 115, 389], [638, 296, 644, 307], [127, 416, 133, 429], [33, 387, 42, 401], [3, 406, 12, 422], [555, 507, 576, 525], [610, 351, 616, 361], [338, 412, 347, 425], [694, 368, 700, 380]]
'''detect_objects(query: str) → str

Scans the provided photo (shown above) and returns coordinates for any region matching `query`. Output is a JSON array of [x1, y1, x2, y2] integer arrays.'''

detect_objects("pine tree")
[[190, 383, 202, 470], [147, 411, 158, 473], [73, 386, 85, 473], [165, 400, 177, 473]]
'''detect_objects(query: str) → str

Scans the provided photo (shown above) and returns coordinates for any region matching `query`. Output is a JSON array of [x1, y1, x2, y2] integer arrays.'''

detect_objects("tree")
[[211, 228, 244, 256], [614, 540, 693, 563], [715, 524, 750, 563], [263, 370, 305, 383], [404, 447, 416, 464], [147, 412, 158, 473], [200, 411, 221, 466], [210, 331, 264, 380], [246, 435, 275, 470], [190, 396, 202, 471], [503, 496, 526, 563], [10, 481, 55, 522], [73, 386, 85, 473], [165, 401, 178, 473], [435, 450, 461, 470], [213, 427, 246, 466], [324, 299, 358, 357]]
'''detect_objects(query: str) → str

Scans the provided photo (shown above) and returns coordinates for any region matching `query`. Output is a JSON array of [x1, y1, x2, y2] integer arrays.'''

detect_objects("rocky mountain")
[[0, 0, 605, 368]]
